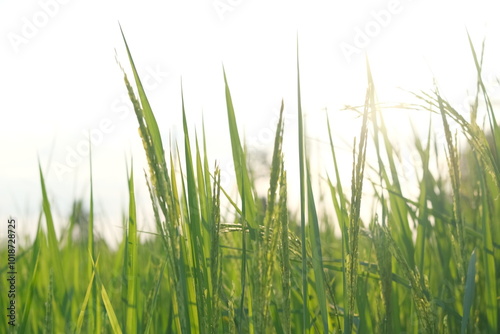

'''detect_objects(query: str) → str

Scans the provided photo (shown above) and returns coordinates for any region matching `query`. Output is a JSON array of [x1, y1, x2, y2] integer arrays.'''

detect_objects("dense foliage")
[[1, 34, 498, 333]]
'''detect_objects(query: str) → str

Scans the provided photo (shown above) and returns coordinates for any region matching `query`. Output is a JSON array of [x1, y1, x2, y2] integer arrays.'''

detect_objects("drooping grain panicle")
[[412, 88, 500, 189], [120, 26, 177, 230]]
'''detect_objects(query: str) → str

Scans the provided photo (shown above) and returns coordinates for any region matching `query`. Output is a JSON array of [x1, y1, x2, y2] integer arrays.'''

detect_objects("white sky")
[[1, 0, 499, 244]]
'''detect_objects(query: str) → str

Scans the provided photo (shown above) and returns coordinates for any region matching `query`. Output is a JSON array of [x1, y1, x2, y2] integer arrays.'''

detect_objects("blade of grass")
[[126, 163, 138, 334], [75, 255, 99, 334], [18, 223, 42, 334], [120, 25, 166, 172], [296, 37, 309, 333], [382, 225, 437, 333], [279, 168, 291, 334], [306, 166, 329, 333], [238, 172, 249, 334], [222, 68, 257, 229], [38, 162, 67, 303]]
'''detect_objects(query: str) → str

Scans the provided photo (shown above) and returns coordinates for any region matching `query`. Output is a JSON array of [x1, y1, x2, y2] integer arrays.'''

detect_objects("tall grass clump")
[[1, 32, 499, 333]]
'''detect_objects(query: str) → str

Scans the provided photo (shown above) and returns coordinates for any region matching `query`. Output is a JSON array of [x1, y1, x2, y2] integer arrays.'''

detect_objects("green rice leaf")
[[223, 68, 257, 228], [126, 164, 138, 334], [461, 249, 476, 334], [101, 284, 123, 334]]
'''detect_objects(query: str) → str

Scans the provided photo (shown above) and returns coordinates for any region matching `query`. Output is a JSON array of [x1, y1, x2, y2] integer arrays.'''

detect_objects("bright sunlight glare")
[[1, 0, 499, 244]]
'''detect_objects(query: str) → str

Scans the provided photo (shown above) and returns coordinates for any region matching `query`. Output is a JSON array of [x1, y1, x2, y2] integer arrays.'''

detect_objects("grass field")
[[1, 33, 499, 333]]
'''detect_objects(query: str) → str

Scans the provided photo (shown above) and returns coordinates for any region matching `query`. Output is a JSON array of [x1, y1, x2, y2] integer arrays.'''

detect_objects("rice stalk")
[[255, 99, 285, 332], [223, 69, 257, 229], [296, 39, 309, 333], [75, 255, 98, 334], [209, 167, 222, 333], [279, 167, 291, 334], [181, 87, 207, 333], [306, 164, 329, 333], [125, 164, 138, 333], [437, 92, 466, 281]]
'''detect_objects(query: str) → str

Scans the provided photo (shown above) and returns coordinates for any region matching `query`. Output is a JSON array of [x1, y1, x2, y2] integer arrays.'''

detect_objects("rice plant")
[[2, 32, 499, 333]]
